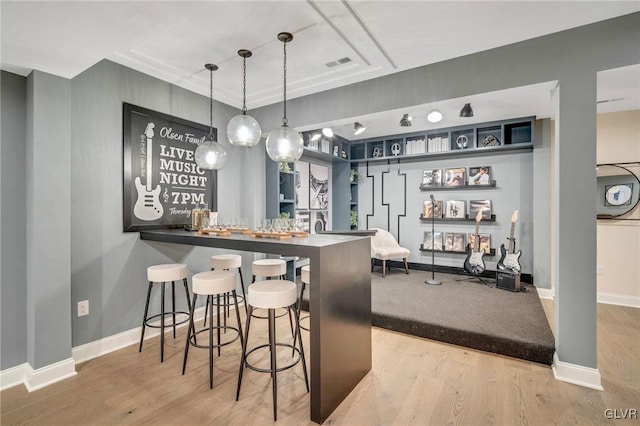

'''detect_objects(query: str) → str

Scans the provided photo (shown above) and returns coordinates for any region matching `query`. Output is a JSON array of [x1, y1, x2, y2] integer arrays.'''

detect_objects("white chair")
[[369, 228, 410, 277]]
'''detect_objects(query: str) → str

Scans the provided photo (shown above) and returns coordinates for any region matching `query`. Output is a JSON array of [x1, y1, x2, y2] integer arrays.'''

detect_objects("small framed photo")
[[445, 232, 466, 252], [423, 200, 443, 218], [445, 200, 466, 219], [423, 231, 443, 250], [468, 233, 491, 254], [422, 169, 442, 187], [468, 166, 492, 185], [469, 200, 492, 220], [444, 167, 466, 187]]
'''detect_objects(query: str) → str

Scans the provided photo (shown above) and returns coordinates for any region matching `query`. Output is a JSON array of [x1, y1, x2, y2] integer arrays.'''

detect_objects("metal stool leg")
[[292, 281, 306, 356], [236, 305, 253, 400], [209, 294, 215, 389], [171, 281, 177, 339], [160, 282, 166, 362], [293, 302, 310, 391], [182, 294, 198, 374], [139, 281, 153, 352], [269, 308, 278, 422], [239, 267, 247, 314], [216, 294, 221, 357]]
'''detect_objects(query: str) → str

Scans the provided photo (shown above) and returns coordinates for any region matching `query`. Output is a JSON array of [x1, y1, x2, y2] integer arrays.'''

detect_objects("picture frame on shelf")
[[469, 200, 492, 220], [423, 200, 443, 218], [423, 231, 443, 251], [444, 167, 466, 187], [445, 232, 466, 252], [445, 200, 466, 219], [468, 166, 492, 185], [422, 169, 442, 187], [468, 233, 491, 254]]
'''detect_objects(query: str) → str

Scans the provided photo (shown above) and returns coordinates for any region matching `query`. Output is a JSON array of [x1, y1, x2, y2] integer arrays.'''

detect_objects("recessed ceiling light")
[[322, 127, 334, 137], [427, 110, 443, 123]]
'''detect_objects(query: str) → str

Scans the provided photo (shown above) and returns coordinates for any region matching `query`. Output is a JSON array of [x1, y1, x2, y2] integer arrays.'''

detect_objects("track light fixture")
[[322, 127, 334, 137], [354, 122, 366, 135], [400, 113, 412, 127], [310, 132, 321, 141], [460, 103, 474, 118]]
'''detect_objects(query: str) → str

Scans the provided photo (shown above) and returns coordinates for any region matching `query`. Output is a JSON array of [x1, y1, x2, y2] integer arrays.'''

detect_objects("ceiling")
[[2, 1, 639, 139]]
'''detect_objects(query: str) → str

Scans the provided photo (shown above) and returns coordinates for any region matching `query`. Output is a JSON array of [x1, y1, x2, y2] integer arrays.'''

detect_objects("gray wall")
[[1, 71, 28, 370], [70, 60, 255, 347], [533, 119, 553, 289], [357, 151, 534, 274]]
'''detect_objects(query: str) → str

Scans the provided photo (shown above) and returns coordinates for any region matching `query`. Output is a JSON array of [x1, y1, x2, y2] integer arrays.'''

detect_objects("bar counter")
[[140, 229, 372, 424]]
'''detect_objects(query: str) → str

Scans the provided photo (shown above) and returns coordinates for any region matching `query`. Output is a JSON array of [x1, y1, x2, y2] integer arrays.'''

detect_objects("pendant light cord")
[[242, 57, 247, 114], [209, 68, 215, 140], [282, 39, 288, 126]]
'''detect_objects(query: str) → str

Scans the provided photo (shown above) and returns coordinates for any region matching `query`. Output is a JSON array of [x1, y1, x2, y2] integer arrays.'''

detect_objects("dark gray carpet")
[[302, 269, 555, 365], [370, 270, 555, 364]]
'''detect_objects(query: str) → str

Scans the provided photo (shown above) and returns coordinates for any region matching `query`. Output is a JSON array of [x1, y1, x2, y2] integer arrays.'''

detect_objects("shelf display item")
[[310, 163, 329, 210], [445, 200, 466, 219], [469, 200, 492, 220], [445, 232, 466, 252], [479, 134, 501, 147], [423, 200, 443, 218], [444, 167, 466, 187], [422, 169, 442, 187], [468, 166, 492, 185], [423, 231, 443, 250], [455, 134, 469, 149], [295, 161, 309, 209], [467, 233, 491, 254]]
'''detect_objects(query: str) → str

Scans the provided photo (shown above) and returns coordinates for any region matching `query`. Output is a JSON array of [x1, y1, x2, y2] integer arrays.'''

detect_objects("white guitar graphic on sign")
[[133, 122, 163, 221]]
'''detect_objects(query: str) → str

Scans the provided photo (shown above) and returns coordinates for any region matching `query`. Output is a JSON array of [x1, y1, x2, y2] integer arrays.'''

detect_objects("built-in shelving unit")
[[419, 214, 497, 223], [419, 181, 497, 191], [349, 117, 534, 163], [419, 245, 497, 256]]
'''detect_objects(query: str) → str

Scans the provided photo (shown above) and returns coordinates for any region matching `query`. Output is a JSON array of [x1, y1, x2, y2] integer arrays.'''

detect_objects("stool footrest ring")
[[250, 307, 288, 320], [244, 343, 302, 373], [144, 311, 190, 328], [298, 314, 310, 332], [188, 326, 241, 349]]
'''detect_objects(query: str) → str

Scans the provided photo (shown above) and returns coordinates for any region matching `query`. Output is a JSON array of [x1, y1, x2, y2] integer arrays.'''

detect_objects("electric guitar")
[[497, 210, 522, 272], [463, 210, 486, 275], [133, 122, 163, 221]]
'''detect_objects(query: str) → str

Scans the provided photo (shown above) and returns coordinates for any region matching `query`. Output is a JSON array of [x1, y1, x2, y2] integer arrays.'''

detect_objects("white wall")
[[596, 110, 640, 307]]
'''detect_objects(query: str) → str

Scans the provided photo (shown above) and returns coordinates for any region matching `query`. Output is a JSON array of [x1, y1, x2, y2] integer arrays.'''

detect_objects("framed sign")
[[123, 103, 217, 232]]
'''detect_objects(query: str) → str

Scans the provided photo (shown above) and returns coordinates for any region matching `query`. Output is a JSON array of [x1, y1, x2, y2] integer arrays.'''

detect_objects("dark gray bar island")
[[140, 229, 372, 424]]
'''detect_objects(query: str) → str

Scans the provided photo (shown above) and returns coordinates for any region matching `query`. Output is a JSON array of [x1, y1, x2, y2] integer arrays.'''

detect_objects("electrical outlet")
[[78, 300, 89, 317], [596, 265, 604, 275]]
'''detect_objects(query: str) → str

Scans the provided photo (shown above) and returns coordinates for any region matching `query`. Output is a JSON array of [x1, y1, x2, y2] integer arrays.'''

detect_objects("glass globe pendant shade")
[[265, 125, 304, 163], [227, 113, 262, 147], [195, 138, 228, 170]]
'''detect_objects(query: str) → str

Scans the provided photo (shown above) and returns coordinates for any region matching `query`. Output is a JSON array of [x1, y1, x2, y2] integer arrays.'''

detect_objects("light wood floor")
[[2, 301, 638, 425]]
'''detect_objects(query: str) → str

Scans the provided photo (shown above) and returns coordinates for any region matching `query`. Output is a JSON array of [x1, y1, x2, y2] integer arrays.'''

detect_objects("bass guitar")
[[463, 210, 486, 275], [133, 122, 164, 221], [497, 210, 522, 272]]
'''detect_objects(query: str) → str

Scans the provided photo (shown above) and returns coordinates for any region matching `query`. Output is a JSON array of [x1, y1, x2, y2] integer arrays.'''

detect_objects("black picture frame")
[[123, 103, 217, 232]]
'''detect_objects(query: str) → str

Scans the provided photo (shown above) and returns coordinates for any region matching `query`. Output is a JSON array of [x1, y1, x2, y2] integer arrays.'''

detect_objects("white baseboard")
[[597, 292, 640, 308], [0, 363, 28, 391], [24, 358, 77, 392], [72, 305, 209, 365], [536, 287, 555, 300], [552, 353, 603, 391]]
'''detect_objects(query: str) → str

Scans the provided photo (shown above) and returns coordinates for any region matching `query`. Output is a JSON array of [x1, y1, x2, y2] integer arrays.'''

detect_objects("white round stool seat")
[[248, 280, 297, 309], [252, 259, 286, 277], [192, 271, 236, 296], [147, 264, 188, 282], [301, 265, 310, 285], [211, 254, 242, 270]]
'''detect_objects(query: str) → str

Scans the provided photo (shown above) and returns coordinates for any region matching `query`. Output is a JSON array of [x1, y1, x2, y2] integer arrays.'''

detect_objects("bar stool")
[[182, 270, 243, 389], [203, 254, 247, 329], [236, 280, 309, 421], [298, 265, 310, 331], [251, 258, 293, 333], [139, 263, 191, 362]]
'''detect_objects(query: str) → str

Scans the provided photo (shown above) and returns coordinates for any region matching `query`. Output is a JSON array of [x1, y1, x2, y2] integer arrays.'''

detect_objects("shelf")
[[419, 181, 496, 191], [419, 214, 496, 223], [350, 202, 358, 206], [348, 116, 534, 163], [419, 245, 496, 256], [279, 199, 295, 204]]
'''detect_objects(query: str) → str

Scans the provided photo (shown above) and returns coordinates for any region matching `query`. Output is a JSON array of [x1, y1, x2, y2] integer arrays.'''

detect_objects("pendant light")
[[227, 49, 262, 147], [265, 32, 304, 163], [195, 64, 227, 170]]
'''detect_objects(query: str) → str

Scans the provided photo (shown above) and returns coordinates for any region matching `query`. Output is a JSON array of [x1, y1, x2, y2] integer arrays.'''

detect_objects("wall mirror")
[[597, 163, 640, 219]]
